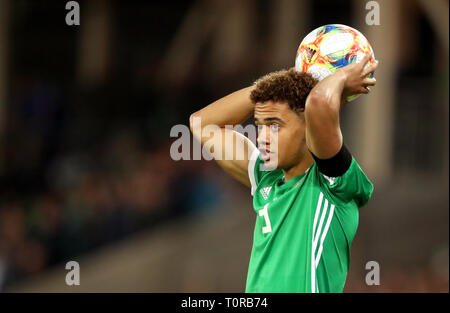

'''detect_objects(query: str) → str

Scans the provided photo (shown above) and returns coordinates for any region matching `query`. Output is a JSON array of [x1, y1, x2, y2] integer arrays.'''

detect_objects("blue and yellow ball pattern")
[[295, 24, 375, 101]]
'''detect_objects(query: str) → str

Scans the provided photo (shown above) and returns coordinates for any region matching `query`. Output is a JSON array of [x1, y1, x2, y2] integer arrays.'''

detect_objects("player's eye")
[[270, 123, 279, 131]]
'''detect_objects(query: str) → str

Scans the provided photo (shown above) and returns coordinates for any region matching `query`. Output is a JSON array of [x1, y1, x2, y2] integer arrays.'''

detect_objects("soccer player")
[[189, 54, 378, 292]]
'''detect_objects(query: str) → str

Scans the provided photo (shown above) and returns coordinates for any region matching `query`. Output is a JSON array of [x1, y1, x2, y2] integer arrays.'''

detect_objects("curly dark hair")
[[250, 68, 318, 114]]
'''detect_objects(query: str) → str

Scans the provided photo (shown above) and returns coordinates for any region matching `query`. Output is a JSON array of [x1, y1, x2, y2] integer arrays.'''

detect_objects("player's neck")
[[282, 153, 314, 183]]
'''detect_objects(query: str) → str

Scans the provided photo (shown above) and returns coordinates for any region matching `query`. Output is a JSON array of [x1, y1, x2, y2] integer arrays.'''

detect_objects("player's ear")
[[298, 109, 306, 121]]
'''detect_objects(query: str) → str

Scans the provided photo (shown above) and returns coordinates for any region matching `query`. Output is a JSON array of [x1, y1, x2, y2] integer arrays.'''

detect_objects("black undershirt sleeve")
[[310, 144, 353, 177]]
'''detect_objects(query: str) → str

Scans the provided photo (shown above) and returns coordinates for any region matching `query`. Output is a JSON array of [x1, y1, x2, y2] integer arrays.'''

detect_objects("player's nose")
[[257, 125, 270, 146]]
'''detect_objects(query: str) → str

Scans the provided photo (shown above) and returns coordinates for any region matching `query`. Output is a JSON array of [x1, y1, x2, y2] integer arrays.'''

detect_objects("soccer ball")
[[295, 24, 375, 102]]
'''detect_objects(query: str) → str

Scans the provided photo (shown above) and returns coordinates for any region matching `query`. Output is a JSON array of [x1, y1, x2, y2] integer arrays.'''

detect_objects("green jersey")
[[245, 149, 373, 293]]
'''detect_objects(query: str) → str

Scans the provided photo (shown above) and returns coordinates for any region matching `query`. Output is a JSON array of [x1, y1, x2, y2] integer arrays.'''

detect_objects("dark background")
[[0, 0, 448, 292]]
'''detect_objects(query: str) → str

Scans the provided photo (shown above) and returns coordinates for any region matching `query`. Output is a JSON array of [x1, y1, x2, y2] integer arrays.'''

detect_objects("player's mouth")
[[259, 147, 272, 161]]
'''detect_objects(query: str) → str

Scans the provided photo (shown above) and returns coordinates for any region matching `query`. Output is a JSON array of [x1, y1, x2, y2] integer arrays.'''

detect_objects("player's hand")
[[337, 53, 378, 99]]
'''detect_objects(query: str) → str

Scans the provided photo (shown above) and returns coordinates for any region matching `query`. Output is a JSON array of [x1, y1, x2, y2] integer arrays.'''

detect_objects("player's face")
[[254, 101, 307, 170]]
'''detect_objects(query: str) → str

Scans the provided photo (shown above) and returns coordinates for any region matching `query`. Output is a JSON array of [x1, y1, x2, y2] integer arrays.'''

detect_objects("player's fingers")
[[360, 53, 371, 68], [363, 78, 377, 86], [363, 60, 379, 76]]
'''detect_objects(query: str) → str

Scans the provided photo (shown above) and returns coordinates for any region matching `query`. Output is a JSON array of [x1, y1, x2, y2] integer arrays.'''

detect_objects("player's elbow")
[[306, 88, 329, 108], [189, 112, 200, 132], [190, 112, 208, 146], [305, 90, 339, 117], [305, 91, 326, 116]]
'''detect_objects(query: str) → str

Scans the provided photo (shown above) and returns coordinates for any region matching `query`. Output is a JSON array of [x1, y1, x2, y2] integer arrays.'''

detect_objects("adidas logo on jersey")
[[260, 186, 272, 200]]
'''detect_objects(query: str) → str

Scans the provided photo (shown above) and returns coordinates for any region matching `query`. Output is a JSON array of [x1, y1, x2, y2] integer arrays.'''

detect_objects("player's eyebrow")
[[254, 117, 286, 125]]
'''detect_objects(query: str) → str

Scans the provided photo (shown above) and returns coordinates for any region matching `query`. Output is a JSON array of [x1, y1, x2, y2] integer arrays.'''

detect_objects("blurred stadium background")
[[0, 0, 448, 292]]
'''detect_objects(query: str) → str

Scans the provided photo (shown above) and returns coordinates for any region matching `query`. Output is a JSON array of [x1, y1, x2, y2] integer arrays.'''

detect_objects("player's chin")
[[263, 154, 281, 170]]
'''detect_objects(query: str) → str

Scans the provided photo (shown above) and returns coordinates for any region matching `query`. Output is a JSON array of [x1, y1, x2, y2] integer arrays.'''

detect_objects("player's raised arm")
[[189, 86, 257, 187], [304, 54, 378, 159]]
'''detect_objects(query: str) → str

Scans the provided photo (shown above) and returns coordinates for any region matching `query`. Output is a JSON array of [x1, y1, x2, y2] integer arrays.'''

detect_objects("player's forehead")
[[254, 101, 295, 124]]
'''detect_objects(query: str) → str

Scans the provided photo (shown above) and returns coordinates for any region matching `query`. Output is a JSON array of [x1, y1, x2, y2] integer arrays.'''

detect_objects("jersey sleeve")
[[248, 148, 267, 196], [317, 157, 374, 208]]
